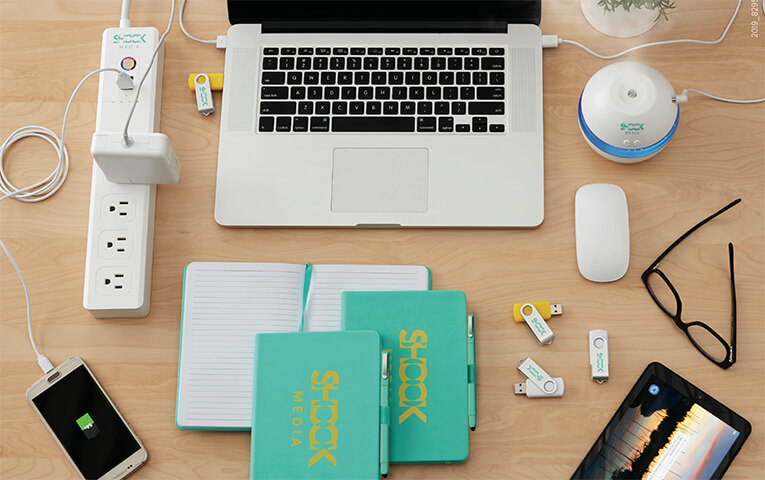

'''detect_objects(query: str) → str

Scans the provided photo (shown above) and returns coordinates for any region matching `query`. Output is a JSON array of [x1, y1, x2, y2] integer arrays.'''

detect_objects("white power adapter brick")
[[92, 132, 180, 185]]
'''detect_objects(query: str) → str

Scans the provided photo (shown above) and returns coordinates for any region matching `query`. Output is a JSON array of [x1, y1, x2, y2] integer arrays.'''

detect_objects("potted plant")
[[581, 0, 676, 38]]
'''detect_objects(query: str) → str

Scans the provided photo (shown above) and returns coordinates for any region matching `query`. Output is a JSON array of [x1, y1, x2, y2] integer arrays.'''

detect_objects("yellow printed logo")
[[398, 329, 428, 424], [309, 371, 339, 467]]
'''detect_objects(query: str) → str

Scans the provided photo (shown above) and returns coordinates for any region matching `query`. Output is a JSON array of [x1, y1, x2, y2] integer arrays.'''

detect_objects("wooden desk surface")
[[1, 1, 763, 478]]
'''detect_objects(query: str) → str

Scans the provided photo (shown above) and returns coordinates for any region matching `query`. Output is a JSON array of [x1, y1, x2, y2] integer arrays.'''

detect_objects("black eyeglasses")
[[641, 198, 740, 369]]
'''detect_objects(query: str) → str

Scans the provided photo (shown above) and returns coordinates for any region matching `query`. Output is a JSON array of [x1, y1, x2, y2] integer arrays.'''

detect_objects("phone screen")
[[32, 365, 141, 479]]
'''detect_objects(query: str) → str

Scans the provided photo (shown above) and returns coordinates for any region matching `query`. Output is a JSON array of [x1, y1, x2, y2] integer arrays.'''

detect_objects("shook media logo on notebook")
[[288, 371, 340, 468], [399, 329, 428, 424]]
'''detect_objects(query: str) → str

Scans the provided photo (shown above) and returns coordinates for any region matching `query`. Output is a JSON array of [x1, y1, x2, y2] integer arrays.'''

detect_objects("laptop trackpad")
[[331, 148, 428, 213]]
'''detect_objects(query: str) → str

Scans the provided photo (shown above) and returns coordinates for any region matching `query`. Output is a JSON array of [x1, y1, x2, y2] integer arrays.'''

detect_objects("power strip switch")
[[83, 27, 164, 318]]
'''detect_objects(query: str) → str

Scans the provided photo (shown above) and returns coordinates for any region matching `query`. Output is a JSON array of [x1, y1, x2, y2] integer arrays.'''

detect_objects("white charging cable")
[[180, 0, 217, 45], [548, 0, 743, 59], [122, 0, 175, 145], [674, 89, 765, 104]]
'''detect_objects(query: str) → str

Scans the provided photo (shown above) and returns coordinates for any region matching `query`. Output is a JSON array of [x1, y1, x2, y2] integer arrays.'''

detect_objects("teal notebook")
[[251, 331, 386, 480], [176, 262, 430, 430], [342, 290, 469, 464]]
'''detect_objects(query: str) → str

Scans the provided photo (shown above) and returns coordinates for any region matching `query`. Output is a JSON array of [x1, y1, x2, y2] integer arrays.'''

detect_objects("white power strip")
[[83, 27, 164, 318]]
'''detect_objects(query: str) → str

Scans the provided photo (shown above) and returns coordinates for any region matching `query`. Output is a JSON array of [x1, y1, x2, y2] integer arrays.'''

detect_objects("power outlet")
[[83, 26, 163, 318], [102, 194, 136, 222], [95, 267, 131, 296], [98, 230, 133, 258]]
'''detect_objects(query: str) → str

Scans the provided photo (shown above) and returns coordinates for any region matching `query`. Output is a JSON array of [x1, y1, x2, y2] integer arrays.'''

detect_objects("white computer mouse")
[[575, 184, 630, 282]]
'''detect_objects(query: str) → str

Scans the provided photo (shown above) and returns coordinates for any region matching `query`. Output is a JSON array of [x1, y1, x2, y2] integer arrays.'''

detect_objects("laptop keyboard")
[[257, 46, 507, 133]]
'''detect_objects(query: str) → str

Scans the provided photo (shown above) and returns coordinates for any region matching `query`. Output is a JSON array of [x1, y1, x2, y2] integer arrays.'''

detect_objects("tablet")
[[571, 362, 751, 480]]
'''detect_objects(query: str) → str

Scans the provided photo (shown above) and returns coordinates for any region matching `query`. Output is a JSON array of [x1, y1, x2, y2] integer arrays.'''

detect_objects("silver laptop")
[[216, 0, 544, 227]]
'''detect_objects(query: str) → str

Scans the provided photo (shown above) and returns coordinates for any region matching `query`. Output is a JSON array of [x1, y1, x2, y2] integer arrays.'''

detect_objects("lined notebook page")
[[304, 265, 430, 331], [176, 262, 306, 429]]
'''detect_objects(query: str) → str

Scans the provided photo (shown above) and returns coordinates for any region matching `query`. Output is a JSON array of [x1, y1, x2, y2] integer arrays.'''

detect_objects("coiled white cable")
[[179, 0, 217, 45]]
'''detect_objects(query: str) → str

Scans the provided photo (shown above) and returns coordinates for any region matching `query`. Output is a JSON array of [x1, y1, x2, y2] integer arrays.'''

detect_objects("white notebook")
[[176, 262, 430, 430]]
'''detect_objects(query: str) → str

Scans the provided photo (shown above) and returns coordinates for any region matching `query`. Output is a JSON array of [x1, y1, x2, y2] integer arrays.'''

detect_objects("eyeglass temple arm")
[[647, 198, 742, 269], [728, 242, 736, 363]]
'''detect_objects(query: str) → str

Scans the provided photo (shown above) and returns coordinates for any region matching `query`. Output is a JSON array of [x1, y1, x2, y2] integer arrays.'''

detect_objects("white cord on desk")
[[675, 89, 765, 104], [553, 0, 742, 60], [122, 0, 175, 144], [120, 0, 132, 28], [180, 0, 217, 45]]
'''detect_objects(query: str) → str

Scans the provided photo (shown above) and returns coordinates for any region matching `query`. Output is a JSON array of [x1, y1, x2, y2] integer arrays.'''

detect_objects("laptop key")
[[355, 72, 370, 84], [332, 101, 348, 114], [456, 123, 470, 132], [298, 101, 313, 115], [372, 72, 386, 85], [330, 57, 345, 70], [469, 102, 505, 115], [332, 117, 415, 132], [304, 72, 319, 84], [389, 72, 404, 84], [359, 87, 373, 99], [349, 102, 364, 114], [443, 87, 458, 100], [385, 47, 400, 55], [281, 47, 296, 55], [333, 47, 349, 55], [366, 102, 382, 115], [313, 57, 328, 70], [290, 87, 306, 100], [381, 57, 395, 70], [437, 47, 453, 55], [341, 86, 357, 99], [316, 102, 330, 114], [296, 57, 311, 70], [261, 87, 288, 99], [310, 117, 330, 132], [448, 57, 462, 70], [472, 47, 487, 55], [414, 57, 429, 70], [368, 47, 383, 55], [259, 116, 275, 132], [262, 72, 285, 84], [490, 72, 505, 85], [423, 72, 437, 84], [392, 87, 407, 99], [351, 47, 366, 55], [417, 117, 437, 132], [338, 72, 353, 85], [431, 57, 446, 70], [308, 87, 322, 99], [417, 102, 433, 115], [262, 57, 278, 70], [456, 72, 470, 85], [287, 72, 302, 85], [293, 116, 308, 131], [420, 47, 436, 55], [490, 47, 505, 55], [364, 57, 379, 70], [452, 102, 466, 115], [375, 86, 390, 100], [260, 102, 296, 115], [439, 117, 454, 132], [426, 87, 441, 100], [455, 47, 470, 55], [473, 72, 487, 85], [460, 87, 475, 100], [316, 48, 331, 55], [490, 124, 505, 132], [279, 58, 295, 70], [325, 87, 340, 100], [477, 87, 505, 100], [439, 72, 455, 85], [481, 57, 505, 70], [401, 102, 415, 114], [276, 116, 291, 132], [321, 72, 336, 84], [465, 58, 479, 70], [263, 48, 279, 55], [298, 47, 314, 55], [403, 47, 418, 55], [435, 102, 449, 115], [383, 102, 398, 115], [405, 72, 421, 85], [409, 87, 424, 99], [397, 57, 412, 70], [348, 57, 362, 70]]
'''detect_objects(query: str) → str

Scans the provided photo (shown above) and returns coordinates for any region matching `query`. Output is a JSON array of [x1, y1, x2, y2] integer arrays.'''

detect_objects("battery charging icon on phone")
[[76, 413, 100, 439]]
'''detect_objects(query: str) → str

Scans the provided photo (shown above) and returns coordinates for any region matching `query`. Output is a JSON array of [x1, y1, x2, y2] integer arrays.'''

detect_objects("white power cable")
[[675, 88, 765, 104], [180, 0, 217, 45], [558, 0, 743, 60], [0, 67, 125, 374], [120, 0, 132, 28], [122, 0, 175, 144]]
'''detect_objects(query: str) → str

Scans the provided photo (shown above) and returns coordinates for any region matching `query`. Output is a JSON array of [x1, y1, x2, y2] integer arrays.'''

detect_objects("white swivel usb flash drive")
[[193, 73, 215, 115], [519, 303, 554, 345], [514, 357, 565, 398], [589, 330, 609, 383]]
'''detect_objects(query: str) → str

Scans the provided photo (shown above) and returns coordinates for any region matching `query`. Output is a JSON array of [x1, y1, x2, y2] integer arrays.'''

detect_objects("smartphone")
[[26, 357, 148, 480]]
